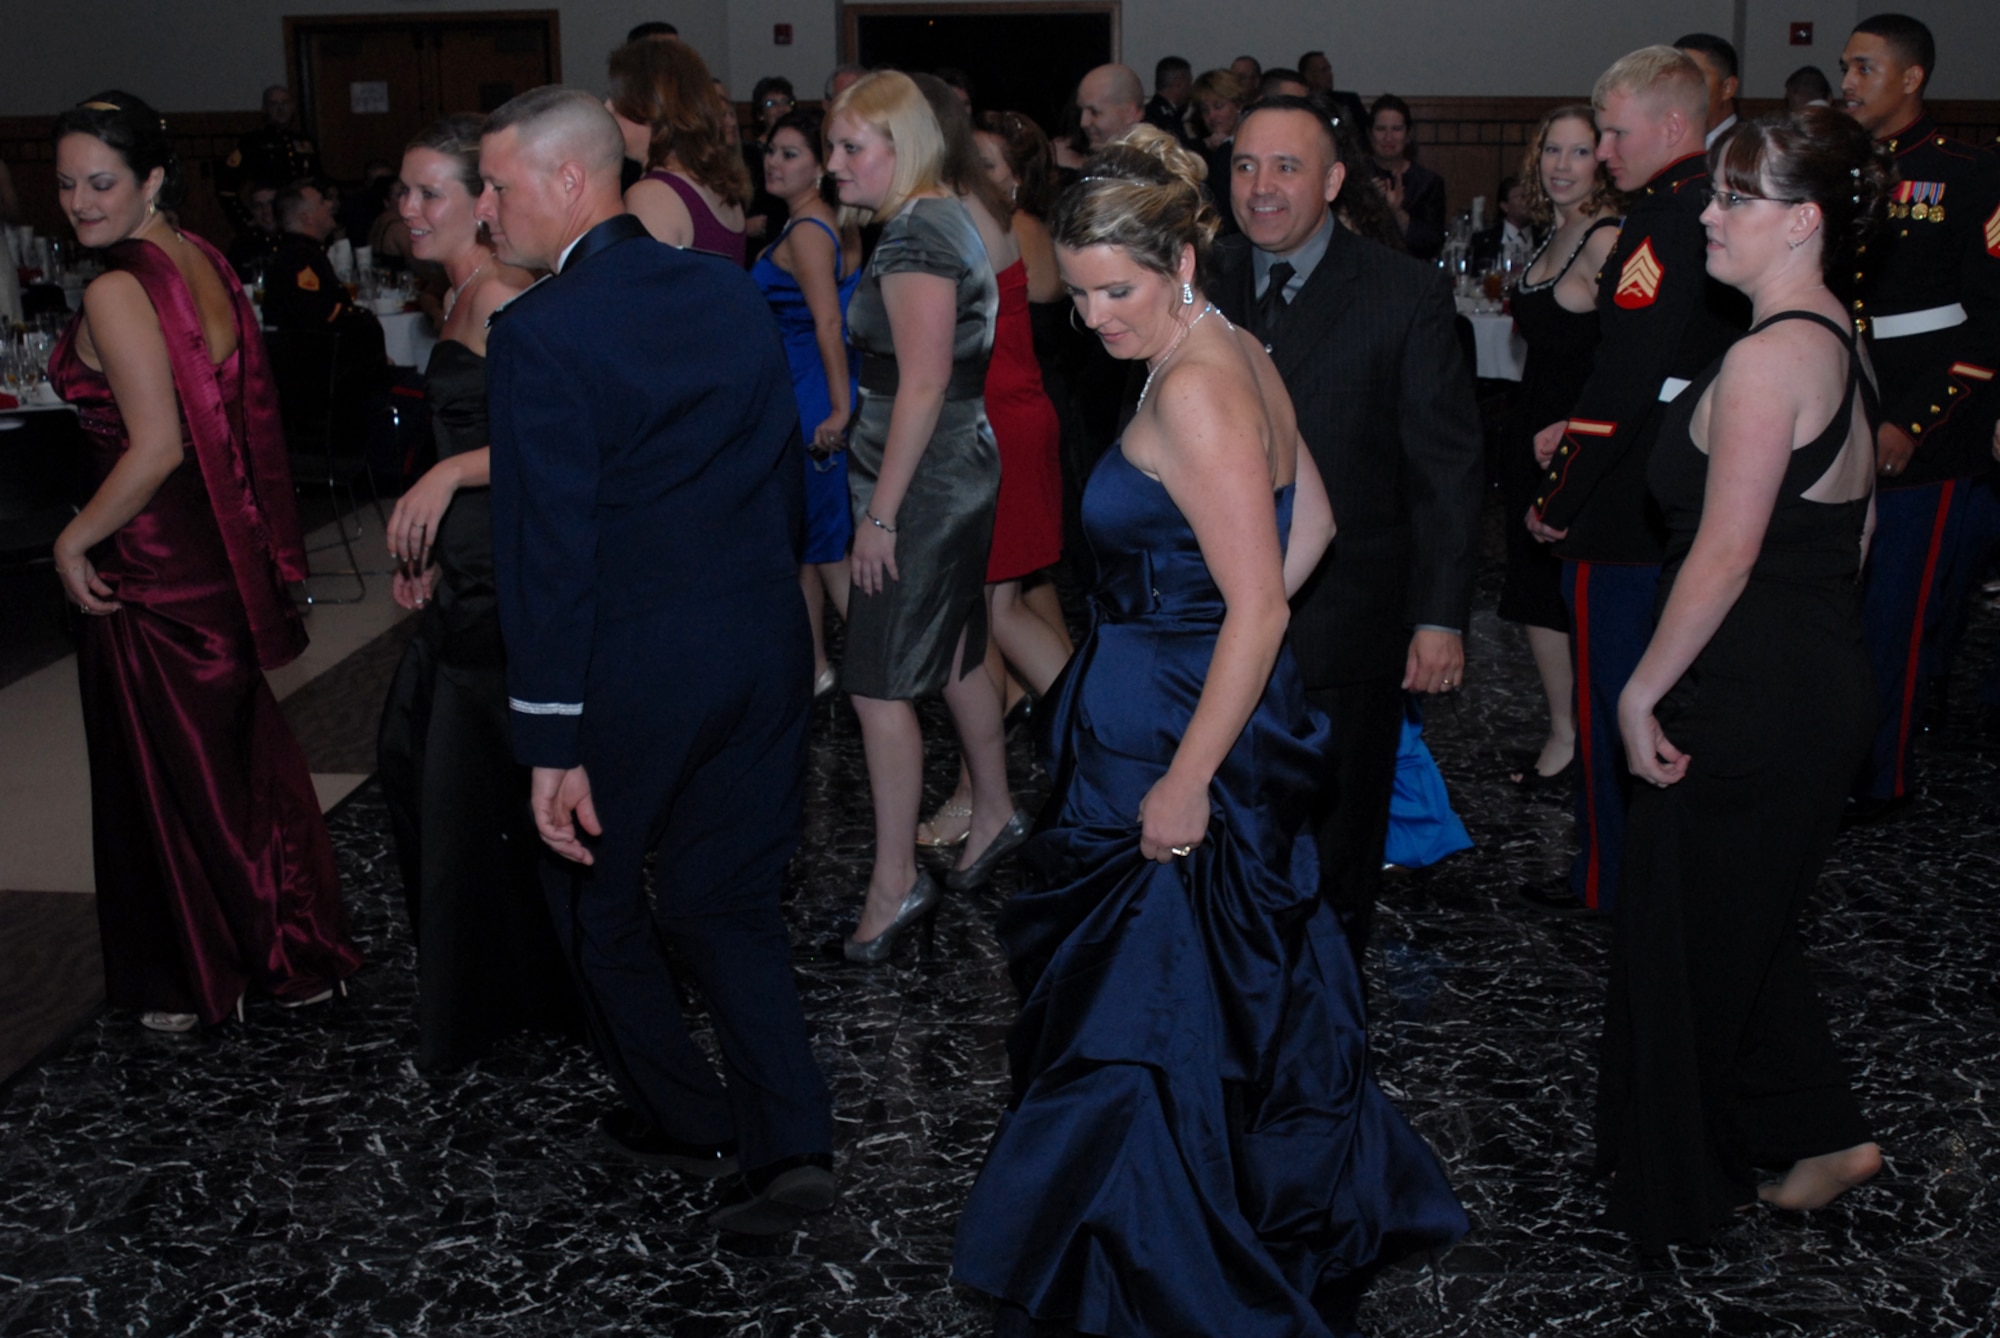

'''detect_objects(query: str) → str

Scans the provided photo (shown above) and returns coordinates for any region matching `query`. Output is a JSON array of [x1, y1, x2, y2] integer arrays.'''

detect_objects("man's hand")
[[531, 765, 601, 864], [1403, 628, 1465, 695], [1524, 505, 1568, 545], [1876, 422, 1915, 478], [1533, 419, 1566, 468]]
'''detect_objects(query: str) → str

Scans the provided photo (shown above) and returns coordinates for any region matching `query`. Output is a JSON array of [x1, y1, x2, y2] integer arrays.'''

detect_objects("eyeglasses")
[[760, 96, 795, 110], [1702, 186, 1805, 211]]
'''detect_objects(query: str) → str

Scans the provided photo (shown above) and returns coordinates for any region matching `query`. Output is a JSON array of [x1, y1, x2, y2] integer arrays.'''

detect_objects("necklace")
[[1137, 303, 1218, 410], [444, 258, 489, 316]]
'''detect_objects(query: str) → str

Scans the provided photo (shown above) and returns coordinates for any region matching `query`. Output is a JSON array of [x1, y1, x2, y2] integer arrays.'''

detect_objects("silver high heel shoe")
[[844, 873, 942, 964], [945, 808, 1033, 891]]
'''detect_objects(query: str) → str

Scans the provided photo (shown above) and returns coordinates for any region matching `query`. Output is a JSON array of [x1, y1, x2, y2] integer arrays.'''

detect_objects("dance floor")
[[2, 523, 1996, 1336]]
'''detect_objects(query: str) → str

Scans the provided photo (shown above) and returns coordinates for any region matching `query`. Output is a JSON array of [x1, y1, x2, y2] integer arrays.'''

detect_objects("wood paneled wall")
[[2, 112, 262, 246], [9, 98, 1997, 254], [1408, 97, 2000, 224]]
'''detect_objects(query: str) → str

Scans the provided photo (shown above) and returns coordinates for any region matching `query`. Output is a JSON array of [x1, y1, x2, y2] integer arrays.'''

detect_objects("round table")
[[377, 310, 439, 372], [1460, 309, 1527, 382]]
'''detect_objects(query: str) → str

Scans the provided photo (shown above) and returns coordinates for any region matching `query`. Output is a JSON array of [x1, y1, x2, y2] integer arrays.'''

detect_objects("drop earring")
[[1181, 281, 1194, 305]]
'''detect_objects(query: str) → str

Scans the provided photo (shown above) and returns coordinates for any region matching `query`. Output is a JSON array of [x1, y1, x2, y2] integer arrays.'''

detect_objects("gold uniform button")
[[1536, 496, 1546, 506], [1931, 405, 1941, 413]]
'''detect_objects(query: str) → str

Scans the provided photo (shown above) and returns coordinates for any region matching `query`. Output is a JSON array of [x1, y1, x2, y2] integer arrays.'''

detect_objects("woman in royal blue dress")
[[750, 107, 861, 695], [953, 126, 1467, 1336]]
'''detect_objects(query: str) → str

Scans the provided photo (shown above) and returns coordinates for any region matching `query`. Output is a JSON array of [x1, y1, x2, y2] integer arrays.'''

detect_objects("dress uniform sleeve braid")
[[490, 313, 602, 769]]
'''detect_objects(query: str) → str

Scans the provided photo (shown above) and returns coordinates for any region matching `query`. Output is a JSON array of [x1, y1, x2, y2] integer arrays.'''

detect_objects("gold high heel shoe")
[[916, 799, 972, 850]]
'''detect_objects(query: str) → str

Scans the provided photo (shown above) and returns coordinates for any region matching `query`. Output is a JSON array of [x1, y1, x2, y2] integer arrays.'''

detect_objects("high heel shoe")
[[1506, 754, 1575, 794], [813, 665, 839, 699], [277, 979, 349, 1010], [945, 808, 1033, 891], [141, 992, 247, 1032], [916, 799, 972, 850], [844, 873, 942, 964]]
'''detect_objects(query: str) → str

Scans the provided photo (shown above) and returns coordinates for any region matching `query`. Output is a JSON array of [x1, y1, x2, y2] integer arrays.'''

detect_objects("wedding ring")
[[1170, 844, 1193, 857]]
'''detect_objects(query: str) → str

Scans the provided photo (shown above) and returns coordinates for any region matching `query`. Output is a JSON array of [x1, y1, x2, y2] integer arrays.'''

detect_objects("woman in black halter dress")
[[1595, 108, 1892, 1253]]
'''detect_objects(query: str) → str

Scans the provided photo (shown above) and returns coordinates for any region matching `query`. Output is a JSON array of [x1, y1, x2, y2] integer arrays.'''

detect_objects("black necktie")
[[1256, 261, 1295, 338]]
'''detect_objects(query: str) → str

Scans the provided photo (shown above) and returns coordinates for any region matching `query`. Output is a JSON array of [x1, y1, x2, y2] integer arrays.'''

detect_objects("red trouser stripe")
[[1573, 563, 1599, 909], [1893, 480, 1956, 796]]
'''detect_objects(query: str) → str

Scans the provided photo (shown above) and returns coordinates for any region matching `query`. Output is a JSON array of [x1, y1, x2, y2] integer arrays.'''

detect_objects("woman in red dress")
[[48, 91, 360, 1033]]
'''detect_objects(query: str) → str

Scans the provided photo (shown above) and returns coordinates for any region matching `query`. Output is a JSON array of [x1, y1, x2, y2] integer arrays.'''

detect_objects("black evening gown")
[[1497, 216, 1620, 631], [954, 446, 1467, 1335], [377, 339, 582, 1072], [1595, 310, 1876, 1250]]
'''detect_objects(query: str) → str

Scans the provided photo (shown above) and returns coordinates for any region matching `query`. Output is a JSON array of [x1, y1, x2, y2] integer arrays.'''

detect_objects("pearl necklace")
[[1137, 303, 1219, 410]]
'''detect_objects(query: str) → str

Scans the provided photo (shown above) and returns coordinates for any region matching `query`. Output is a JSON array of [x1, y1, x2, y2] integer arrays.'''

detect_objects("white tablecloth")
[[1462, 311, 1527, 382], [378, 310, 438, 372]]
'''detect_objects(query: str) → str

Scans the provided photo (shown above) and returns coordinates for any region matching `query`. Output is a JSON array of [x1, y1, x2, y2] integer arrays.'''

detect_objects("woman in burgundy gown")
[[606, 38, 751, 265], [47, 92, 359, 1033]]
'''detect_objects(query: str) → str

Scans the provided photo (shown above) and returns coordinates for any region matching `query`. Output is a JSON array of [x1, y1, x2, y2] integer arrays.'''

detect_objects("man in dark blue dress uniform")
[[1522, 47, 1743, 915], [1837, 13, 2000, 821], [478, 86, 834, 1235]]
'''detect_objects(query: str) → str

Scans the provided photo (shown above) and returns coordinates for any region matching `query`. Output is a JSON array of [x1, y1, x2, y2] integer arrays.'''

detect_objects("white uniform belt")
[[1871, 303, 1967, 339], [1658, 377, 1691, 403]]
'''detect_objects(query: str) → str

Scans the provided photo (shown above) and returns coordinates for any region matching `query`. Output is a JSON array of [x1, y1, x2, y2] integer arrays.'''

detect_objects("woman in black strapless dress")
[[375, 115, 579, 1071], [1501, 105, 1625, 789], [1596, 107, 1890, 1253]]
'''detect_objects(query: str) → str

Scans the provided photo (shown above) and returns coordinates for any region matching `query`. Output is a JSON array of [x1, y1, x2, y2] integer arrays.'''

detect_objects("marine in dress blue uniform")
[[1843, 89, 2000, 808]]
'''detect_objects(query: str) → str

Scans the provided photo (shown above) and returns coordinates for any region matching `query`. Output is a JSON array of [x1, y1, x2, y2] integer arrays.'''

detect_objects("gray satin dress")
[[843, 195, 999, 700]]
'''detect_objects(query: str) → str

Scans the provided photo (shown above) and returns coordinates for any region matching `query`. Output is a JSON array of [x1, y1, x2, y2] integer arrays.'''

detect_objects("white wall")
[[0, 0, 731, 117], [4, 0, 1993, 119], [1739, 0, 2000, 101]]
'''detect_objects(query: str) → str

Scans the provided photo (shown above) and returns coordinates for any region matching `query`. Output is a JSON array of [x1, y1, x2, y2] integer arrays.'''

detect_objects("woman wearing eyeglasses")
[[1594, 107, 1891, 1254]]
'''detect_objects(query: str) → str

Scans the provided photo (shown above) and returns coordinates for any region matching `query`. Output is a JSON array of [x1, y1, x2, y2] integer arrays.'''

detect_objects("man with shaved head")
[[1521, 47, 1742, 916], [479, 86, 835, 1236], [1075, 62, 1144, 149]]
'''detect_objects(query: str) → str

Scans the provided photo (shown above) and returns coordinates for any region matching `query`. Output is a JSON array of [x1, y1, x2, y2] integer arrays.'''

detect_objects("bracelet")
[[865, 509, 897, 534]]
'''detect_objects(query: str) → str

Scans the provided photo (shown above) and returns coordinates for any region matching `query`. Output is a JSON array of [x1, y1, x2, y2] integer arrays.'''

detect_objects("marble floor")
[[2, 519, 1997, 1337]]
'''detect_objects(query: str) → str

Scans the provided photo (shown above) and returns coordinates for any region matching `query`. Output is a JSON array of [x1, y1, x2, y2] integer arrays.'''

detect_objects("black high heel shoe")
[[844, 873, 942, 964], [1507, 755, 1575, 794]]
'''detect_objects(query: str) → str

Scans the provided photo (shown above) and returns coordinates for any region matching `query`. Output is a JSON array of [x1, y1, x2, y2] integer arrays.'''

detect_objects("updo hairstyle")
[[52, 89, 185, 211], [405, 113, 488, 197], [1711, 105, 1891, 287], [974, 110, 1056, 218], [1048, 124, 1220, 285]]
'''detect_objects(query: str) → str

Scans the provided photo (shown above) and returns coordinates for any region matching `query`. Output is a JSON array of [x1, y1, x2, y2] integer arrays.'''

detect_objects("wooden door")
[[287, 12, 561, 179], [300, 28, 429, 178]]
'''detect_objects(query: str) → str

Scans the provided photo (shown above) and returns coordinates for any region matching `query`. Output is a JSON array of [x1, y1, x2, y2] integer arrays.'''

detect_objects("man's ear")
[[1324, 159, 1347, 206]]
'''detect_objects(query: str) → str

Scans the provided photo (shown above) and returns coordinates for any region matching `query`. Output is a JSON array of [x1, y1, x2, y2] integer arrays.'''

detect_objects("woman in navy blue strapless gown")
[[953, 127, 1466, 1337]]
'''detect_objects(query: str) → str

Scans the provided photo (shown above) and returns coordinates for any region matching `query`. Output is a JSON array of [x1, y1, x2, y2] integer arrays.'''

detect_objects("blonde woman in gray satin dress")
[[825, 72, 1027, 962]]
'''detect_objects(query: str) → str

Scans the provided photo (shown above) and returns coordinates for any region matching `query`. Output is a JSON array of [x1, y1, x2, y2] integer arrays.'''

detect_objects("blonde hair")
[[827, 71, 945, 222], [1517, 104, 1626, 229], [1049, 124, 1220, 283], [1593, 46, 1708, 125]]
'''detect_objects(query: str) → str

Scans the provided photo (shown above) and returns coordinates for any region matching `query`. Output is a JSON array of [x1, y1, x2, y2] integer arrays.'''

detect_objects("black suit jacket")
[[1214, 223, 1484, 687], [489, 214, 805, 767]]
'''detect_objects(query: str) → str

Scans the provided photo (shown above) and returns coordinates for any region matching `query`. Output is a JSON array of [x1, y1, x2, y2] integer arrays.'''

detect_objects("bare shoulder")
[[82, 267, 149, 316]]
